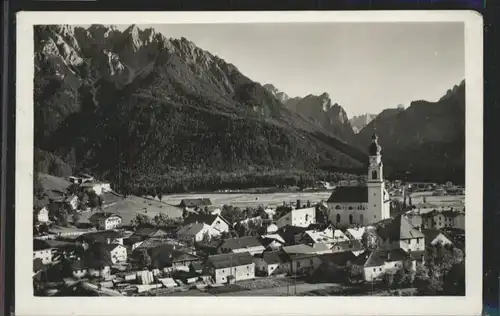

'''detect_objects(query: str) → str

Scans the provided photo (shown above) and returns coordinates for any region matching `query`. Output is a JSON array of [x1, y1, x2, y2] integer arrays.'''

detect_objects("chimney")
[[297, 199, 301, 209]]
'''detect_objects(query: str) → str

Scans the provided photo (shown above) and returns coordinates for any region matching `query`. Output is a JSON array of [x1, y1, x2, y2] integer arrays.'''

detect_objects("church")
[[326, 132, 391, 226]]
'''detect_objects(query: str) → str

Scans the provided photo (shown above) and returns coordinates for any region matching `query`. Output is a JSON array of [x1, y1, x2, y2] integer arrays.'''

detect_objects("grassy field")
[[78, 195, 183, 226], [160, 191, 464, 210], [161, 191, 333, 209]]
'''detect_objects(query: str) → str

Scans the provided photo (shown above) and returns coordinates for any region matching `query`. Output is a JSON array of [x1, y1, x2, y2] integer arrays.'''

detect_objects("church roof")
[[327, 186, 368, 203]]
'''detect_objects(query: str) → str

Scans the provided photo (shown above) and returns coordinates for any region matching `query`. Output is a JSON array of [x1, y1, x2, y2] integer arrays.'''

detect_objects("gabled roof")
[[354, 249, 409, 267], [208, 252, 254, 269], [319, 251, 357, 266], [183, 214, 228, 227], [421, 228, 452, 245], [331, 240, 363, 253], [177, 222, 209, 237], [132, 227, 169, 238], [283, 244, 321, 255], [377, 215, 424, 240], [180, 198, 212, 208], [327, 186, 368, 203], [88, 212, 122, 221], [219, 236, 264, 250], [259, 251, 290, 264], [76, 230, 124, 244]]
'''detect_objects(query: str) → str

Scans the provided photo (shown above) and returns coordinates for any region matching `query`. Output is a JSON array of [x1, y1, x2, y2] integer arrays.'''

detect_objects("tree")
[[136, 249, 152, 269], [87, 191, 100, 209], [131, 214, 153, 228], [202, 231, 211, 243], [67, 183, 79, 195], [382, 272, 395, 289], [361, 229, 379, 250], [443, 263, 465, 295], [72, 213, 81, 227], [153, 213, 173, 227]]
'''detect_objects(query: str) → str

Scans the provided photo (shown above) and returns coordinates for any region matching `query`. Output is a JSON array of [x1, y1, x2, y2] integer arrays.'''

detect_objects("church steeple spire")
[[369, 130, 382, 156]]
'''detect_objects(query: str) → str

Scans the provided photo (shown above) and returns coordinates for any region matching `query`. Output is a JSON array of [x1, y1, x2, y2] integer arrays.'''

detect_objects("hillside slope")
[[34, 25, 368, 193], [355, 80, 466, 183]]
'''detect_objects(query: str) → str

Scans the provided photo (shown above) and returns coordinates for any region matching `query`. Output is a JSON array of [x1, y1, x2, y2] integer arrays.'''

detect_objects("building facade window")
[[336, 214, 341, 223], [349, 214, 353, 224], [360, 214, 364, 222], [372, 170, 378, 179]]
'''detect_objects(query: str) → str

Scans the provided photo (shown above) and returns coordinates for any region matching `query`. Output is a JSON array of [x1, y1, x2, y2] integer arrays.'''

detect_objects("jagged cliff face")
[[350, 113, 377, 134], [263, 85, 355, 143], [34, 24, 367, 186]]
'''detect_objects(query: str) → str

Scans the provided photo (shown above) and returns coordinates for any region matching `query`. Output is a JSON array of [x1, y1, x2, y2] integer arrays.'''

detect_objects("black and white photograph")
[[16, 11, 482, 316]]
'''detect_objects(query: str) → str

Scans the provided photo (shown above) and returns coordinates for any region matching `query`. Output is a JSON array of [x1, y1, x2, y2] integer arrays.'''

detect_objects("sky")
[[114, 23, 464, 118]]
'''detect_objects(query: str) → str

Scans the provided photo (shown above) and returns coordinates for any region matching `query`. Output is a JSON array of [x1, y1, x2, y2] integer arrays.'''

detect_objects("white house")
[[33, 239, 54, 265], [454, 211, 465, 230], [345, 227, 368, 240], [254, 251, 289, 276], [326, 133, 391, 226], [81, 181, 112, 196], [275, 207, 316, 228], [95, 244, 127, 264], [421, 228, 454, 247], [183, 214, 230, 234], [176, 222, 221, 243], [353, 249, 417, 282], [36, 206, 50, 223], [299, 225, 350, 246], [260, 234, 286, 251], [88, 212, 122, 230], [376, 215, 426, 253], [218, 236, 265, 256], [204, 252, 256, 284]]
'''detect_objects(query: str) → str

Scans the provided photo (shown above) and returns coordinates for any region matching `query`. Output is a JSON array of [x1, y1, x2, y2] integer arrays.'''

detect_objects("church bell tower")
[[366, 132, 388, 223]]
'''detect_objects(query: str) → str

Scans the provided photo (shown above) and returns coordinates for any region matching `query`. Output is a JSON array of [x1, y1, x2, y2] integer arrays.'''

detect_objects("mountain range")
[[34, 24, 465, 193]]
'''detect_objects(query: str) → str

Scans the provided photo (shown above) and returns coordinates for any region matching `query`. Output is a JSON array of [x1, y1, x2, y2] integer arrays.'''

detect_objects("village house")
[[147, 244, 202, 270], [277, 225, 309, 245], [352, 249, 417, 282], [99, 243, 128, 264], [314, 251, 358, 282], [81, 181, 112, 196], [88, 212, 122, 230], [176, 222, 221, 243], [345, 227, 368, 241], [130, 227, 169, 241], [204, 252, 256, 284], [179, 198, 212, 209], [281, 244, 329, 275], [421, 208, 464, 230], [421, 228, 454, 247], [326, 133, 391, 226], [76, 230, 125, 248], [218, 236, 266, 255], [376, 214, 426, 253], [275, 202, 316, 228], [330, 240, 365, 256], [35, 206, 50, 224], [33, 239, 55, 265], [297, 225, 350, 248], [253, 251, 290, 276], [260, 234, 286, 251], [183, 214, 230, 234]]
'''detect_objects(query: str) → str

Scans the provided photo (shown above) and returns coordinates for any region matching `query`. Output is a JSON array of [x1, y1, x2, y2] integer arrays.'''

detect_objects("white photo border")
[[16, 10, 483, 316]]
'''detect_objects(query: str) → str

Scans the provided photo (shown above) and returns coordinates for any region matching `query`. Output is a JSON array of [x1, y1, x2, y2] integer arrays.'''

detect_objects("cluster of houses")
[[33, 134, 465, 295]]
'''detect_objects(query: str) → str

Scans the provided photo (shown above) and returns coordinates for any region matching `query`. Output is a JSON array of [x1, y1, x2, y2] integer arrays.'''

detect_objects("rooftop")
[[354, 249, 409, 267], [327, 186, 368, 203], [219, 236, 264, 250], [208, 252, 254, 269], [88, 212, 122, 221], [377, 215, 425, 241]]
